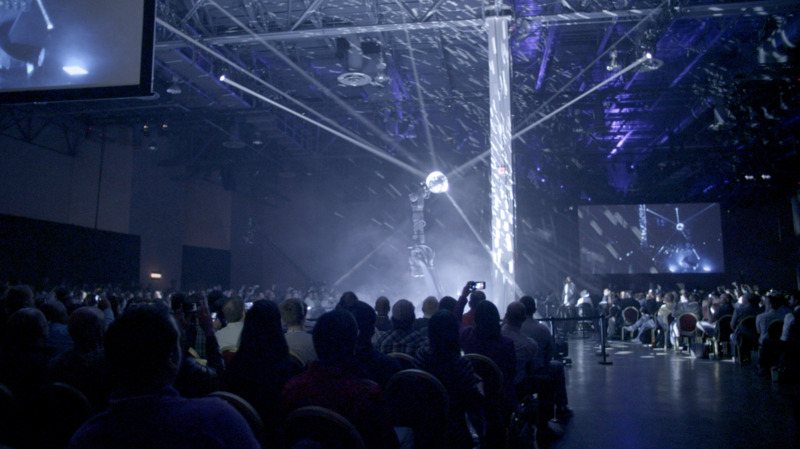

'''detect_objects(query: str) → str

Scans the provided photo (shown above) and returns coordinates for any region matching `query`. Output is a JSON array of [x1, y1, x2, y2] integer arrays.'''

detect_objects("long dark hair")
[[428, 310, 461, 358], [474, 301, 501, 341], [234, 300, 289, 365]]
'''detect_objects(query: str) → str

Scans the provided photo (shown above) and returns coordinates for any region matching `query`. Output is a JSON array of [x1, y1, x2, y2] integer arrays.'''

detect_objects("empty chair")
[[676, 313, 699, 352], [620, 307, 640, 341], [384, 369, 449, 449], [282, 405, 366, 449]]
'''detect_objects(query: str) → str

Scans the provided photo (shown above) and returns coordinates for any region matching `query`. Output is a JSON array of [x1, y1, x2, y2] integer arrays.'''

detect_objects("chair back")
[[716, 315, 733, 341], [677, 313, 698, 336], [384, 369, 449, 449], [0, 383, 18, 447], [463, 353, 505, 448], [387, 352, 416, 370], [283, 405, 367, 449], [622, 307, 639, 326], [577, 302, 594, 318], [32, 382, 93, 449], [208, 391, 264, 441], [288, 350, 307, 369], [767, 320, 785, 341]]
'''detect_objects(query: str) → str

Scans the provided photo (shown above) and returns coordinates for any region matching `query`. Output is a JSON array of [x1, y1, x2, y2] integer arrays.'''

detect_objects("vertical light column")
[[487, 14, 515, 312]]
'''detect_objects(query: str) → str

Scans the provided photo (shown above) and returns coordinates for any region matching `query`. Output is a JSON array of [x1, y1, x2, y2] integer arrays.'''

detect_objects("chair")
[[282, 405, 367, 449], [463, 353, 506, 449], [387, 352, 416, 370], [734, 315, 758, 365], [288, 350, 307, 369], [676, 313, 699, 352], [620, 307, 640, 341], [221, 345, 238, 365], [757, 319, 786, 370], [767, 319, 785, 341], [0, 383, 18, 447], [575, 303, 595, 338], [208, 391, 264, 441], [711, 315, 733, 358], [384, 369, 449, 449], [31, 382, 94, 449]]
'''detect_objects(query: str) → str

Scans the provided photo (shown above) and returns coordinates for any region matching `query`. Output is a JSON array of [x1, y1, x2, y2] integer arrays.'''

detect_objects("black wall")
[[0, 214, 140, 287]]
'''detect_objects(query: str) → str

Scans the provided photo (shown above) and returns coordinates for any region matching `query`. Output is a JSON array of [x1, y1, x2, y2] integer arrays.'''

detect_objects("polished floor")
[[549, 333, 800, 449]]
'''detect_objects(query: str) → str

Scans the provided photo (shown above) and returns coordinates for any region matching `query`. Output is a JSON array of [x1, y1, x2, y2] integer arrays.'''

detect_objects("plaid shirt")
[[374, 328, 428, 357]]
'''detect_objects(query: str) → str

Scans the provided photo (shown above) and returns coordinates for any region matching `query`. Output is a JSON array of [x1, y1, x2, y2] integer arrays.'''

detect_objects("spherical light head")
[[425, 171, 449, 194]]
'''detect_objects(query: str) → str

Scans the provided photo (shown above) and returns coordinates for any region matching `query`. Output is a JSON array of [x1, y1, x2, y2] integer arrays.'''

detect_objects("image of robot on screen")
[[579, 203, 724, 275], [1, 0, 145, 94]]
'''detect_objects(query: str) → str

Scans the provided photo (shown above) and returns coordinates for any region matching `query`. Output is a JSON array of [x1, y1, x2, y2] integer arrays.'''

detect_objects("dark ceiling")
[[4, 0, 800, 210]]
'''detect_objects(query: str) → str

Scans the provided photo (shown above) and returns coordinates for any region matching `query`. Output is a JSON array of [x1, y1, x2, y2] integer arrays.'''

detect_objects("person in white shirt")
[[215, 296, 245, 349], [279, 298, 317, 364]]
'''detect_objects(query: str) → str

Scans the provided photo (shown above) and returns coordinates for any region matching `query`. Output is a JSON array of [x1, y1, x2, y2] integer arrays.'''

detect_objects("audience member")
[[39, 300, 74, 355], [374, 299, 427, 356], [414, 311, 482, 449], [339, 299, 401, 388], [46, 306, 110, 412], [454, 282, 486, 329], [517, 296, 572, 425], [756, 293, 790, 345], [280, 297, 318, 364], [282, 309, 399, 449], [215, 296, 245, 349], [226, 299, 304, 446], [413, 295, 439, 335], [173, 297, 225, 398], [66, 302, 260, 449], [0, 307, 54, 404], [374, 296, 393, 336], [459, 300, 517, 418], [438, 296, 457, 314]]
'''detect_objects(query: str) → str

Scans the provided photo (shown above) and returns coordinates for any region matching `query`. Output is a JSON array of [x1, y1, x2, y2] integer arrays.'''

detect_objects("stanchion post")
[[598, 313, 612, 365]]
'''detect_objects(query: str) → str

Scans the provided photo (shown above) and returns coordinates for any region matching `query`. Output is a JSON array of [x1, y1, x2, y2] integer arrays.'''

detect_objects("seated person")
[[46, 306, 110, 413], [282, 309, 399, 449], [414, 311, 483, 449], [67, 302, 260, 449], [374, 299, 427, 356], [698, 293, 735, 337], [280, 298, 317, 364], [339, 299, 401, 389], [413, 296, 439, 335], [215, 296, 245, 349]]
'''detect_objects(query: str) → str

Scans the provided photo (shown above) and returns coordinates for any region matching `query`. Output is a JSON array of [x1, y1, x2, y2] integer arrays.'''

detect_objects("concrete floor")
[[548, 335, 800, 449]]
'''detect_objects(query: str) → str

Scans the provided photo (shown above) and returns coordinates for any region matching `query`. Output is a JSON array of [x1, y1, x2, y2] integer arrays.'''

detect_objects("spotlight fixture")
[[425, 171, 449, 194], [638, 53, 663, 72]]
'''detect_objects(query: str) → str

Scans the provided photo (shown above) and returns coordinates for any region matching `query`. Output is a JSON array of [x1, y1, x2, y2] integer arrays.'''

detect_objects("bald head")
[[504, 302, 527, 328]]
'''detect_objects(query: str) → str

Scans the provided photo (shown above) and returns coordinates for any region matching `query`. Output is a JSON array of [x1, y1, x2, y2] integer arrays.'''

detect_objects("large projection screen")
[[1, 0, 155, 103], [579, 203, 724, 275]]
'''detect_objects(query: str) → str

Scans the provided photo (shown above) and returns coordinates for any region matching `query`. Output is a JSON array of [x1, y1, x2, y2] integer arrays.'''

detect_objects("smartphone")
[[473, 281, 486, 290]]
